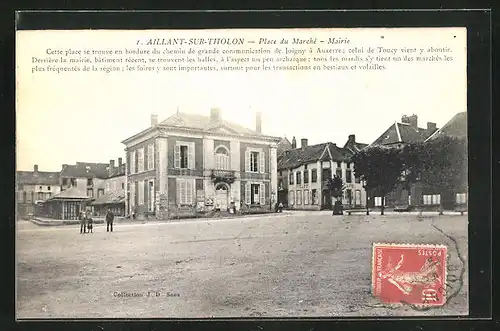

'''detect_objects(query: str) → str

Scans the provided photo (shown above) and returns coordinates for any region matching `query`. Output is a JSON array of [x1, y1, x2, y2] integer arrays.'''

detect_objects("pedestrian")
[[79, 211, 87, 234], [106, 208, 115, 232], [86, 211, 94, 233]]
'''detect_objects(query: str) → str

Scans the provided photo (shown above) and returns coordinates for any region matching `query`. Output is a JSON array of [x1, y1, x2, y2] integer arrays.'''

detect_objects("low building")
[[277, 137, 367, 210], [122, 108, 282, 219], [91, 158, 126, 216], [41, 186, 91, 220], [16, 165, 61, 218], [59, 162, 110, 200]]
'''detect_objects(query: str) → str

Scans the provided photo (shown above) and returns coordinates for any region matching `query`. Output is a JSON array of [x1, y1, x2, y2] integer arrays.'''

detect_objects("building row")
[[16, 109, 467, 220]]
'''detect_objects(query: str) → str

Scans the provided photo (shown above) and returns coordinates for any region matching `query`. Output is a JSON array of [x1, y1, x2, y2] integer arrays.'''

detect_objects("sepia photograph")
[[15, 25, 469, 319]]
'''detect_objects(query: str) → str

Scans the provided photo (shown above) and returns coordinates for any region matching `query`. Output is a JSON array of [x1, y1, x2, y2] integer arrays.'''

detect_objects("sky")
[[16, 28, 466, 172]]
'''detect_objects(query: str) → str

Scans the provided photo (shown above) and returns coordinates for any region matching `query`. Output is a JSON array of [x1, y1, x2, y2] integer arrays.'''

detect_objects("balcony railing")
[[210, 169, 236, 184]]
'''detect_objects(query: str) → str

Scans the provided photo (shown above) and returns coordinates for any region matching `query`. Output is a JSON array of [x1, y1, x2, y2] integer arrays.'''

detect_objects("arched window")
[[215, 146, 230, 170]]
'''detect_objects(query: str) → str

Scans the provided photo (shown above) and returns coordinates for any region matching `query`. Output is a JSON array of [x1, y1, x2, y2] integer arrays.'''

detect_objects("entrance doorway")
[[215, 183, 229, 211], [321, 190, 332, 210]]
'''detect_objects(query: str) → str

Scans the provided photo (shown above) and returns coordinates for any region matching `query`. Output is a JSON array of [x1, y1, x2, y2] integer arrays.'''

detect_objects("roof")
[[277, 137, 293, 156], [370, 122, 437, 147], [60, 162, 110, 179], [107, 163, 126, 178], [48, 187, 90, 200], [425, 112, 467, 141], [278, 142, 353, 170], [17, 171, 59, 185], [91, 190, 125, 205], [343, 140, 368, 154], [159, 111, 260, 136]]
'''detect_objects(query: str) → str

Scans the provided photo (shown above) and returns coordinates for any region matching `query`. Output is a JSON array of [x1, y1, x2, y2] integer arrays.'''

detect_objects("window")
[[121, 183, 125, 190], [296, 190, 302, 205], [456, 193, 467, 204], [250, 151, 259, 172], [138, 180, 144, 205], [87, 178, 93, 186], [98, 188, 104, 197], [215, 146, 230, 170], [423, 194, 441, 205], [70, 178, 77, 187], [337, 161, 341, 167], [296, 172, 301, 185], [87, 189, 94, 198], [355, 174, 361, 183], [47, 192, 51, 199], [147, 143, 155, 170], [289, 191, 295, 205], [245, 182, 265, 205], [278, 179, 284, 190], [137, 148, 144, 172], [346, 169, 352, 183], [311, 189, 317, 205], [304, 190, 310, 204], [346, 189, 352, 205], [39, 186, 42, 190], [289, 172, 294, 185], [130, 150, 136, 173], [37, 192, 43, 200], [245, 148, 264, 173], [311, 169, 317, 183], [304, 170, 309, 183], [374, 197, 385, 207], [177, 178, 194, 206], [336, 168, 342, 179], [175, 142, 195, 169], [347, 162, 351, 168], [47, 186, 51, 190], [106, 182, 110, 191]]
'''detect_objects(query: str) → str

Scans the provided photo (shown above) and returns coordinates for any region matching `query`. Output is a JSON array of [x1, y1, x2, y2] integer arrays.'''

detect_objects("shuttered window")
[[147, 143, 155, 170], [245, 148, 264, 173], [129, 150, 136, 174], [304, 190, 309, 204], [260, 183, 266, 205], [245, 182, 251, 204], [175, 142, 195, 169], [138, 180, 144, 205], [296, 190, 302, 205], [289, 191, 295, 205], [137, 148, 144, 172], [215, 146, 229, 170]]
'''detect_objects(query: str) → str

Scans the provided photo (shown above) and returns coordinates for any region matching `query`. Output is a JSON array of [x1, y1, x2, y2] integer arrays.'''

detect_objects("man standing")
[[106, 208, 114, 232], [79, 211, 86, 234]]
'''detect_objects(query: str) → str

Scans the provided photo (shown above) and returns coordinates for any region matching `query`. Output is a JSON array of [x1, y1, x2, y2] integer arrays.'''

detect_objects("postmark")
[[372, 243, 447, 306]]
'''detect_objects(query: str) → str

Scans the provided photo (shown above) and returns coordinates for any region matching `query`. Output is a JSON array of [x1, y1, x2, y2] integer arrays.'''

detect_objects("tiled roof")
[[278, 142, 353, 170], [370, 122, 437, 146], [277, 137, 293, 156], [48, 187, 90, 200], [17, 171, 59, 185], [108, 163, 126, 178], [91, 190, 125, 205], [160, 112, 260, 136], [60, 162, 110, 179], [425, 112, 467, 141]]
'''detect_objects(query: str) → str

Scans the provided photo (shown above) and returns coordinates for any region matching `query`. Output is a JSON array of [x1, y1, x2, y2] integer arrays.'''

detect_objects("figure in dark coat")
[[106, 209, 115, 232], [86, 212, 94, 233], [79, 212, 86, 234]]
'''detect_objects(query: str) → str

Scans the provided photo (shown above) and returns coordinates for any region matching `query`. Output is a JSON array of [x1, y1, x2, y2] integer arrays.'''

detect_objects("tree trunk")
[[439, 193, 444, 215], [381, 195, 385, 215]]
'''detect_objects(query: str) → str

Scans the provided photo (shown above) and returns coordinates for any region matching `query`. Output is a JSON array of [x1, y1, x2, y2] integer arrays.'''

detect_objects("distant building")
[[122, 108, 282, 219], [59, 162, 110, 200], [91, 158, 126, 217], [277, 137, 367, 210], [16, 165, 61, 218]]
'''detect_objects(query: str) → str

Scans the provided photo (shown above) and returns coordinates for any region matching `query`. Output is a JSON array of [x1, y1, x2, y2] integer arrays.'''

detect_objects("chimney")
[[401, 115, 410, 124], [110, 159, 115, 172], [33, 164, 39, 173], [256, 112, 262, 133], [427, 122, 437, 131], [210, 107, 221, 122], [301, 138, 308, 149], [291, 136, 297, 149], [150, 113, 158, 126], [408, 114, 418, 128], [118, 157, 123, 167], [348, 134, 356, 143]]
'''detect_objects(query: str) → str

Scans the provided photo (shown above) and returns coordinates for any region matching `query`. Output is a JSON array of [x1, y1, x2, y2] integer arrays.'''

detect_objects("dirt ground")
[[16, 211, 468, 318]]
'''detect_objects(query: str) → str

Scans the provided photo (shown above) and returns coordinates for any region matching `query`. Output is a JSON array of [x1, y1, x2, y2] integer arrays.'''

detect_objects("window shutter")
[[174, 145, 180, 169], [245, 150, 250, 172], [259, 151, 265, 173], [187, 179, 194, 205], [188, 142, 195, 169], [260, 183, 266, 205], [245, 182, 251, 204], [176, 179, 182, 205]]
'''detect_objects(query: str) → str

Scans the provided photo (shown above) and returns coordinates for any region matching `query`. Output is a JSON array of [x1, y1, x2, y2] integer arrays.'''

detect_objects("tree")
[[418, 136, 467, 213], [352, 146, 405, 215], [325, 175, 345, 215]]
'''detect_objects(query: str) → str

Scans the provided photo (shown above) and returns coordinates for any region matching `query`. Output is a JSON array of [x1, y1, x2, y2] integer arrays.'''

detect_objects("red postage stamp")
[[372, 243, 447, 306]]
